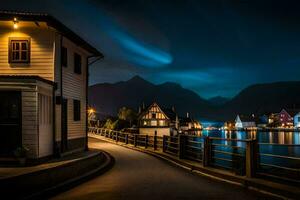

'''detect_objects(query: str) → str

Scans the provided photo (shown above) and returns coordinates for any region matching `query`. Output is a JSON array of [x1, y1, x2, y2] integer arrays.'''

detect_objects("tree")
[[118, 107, 137, 127]]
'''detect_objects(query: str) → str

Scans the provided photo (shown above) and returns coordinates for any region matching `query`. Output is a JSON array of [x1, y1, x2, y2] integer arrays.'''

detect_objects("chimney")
[[187, 112, 189, 118], [142, 102, 145, 110], [138, 106, 141, 114], [172, 106, 175, 112]]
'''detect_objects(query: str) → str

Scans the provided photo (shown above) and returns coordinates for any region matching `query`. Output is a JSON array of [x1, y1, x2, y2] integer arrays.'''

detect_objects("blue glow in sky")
[[109, 31, 173, 67], [3, 0, 300, 98]]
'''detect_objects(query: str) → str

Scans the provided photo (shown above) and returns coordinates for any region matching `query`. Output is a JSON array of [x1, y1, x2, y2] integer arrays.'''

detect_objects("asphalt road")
[[52, 137, 275, 200]]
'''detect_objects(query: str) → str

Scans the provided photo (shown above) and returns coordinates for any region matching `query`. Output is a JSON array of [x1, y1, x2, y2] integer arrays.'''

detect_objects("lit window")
[[150, 120, 157, 126], [9, 38, 30, 63], [159, 120, 165, 126]]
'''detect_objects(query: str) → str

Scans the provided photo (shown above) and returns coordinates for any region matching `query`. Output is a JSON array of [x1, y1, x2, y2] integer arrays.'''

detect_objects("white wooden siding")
[[0, 21, 55, 81], [22, 90, 38, 158], [62, 37, 88, 140]]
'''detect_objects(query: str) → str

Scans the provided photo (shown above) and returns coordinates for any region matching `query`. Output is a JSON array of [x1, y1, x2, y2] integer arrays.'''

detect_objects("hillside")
[[89, 76, 300, 121], [89, 75, 215, 119]]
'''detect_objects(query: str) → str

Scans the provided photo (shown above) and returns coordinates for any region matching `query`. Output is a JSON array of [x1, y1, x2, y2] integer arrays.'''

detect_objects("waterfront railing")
[[88, 127, 300, 185]]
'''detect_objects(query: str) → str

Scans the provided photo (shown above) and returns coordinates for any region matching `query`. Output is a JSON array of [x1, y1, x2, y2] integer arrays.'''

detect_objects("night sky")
[[2, 0, 300, 98]]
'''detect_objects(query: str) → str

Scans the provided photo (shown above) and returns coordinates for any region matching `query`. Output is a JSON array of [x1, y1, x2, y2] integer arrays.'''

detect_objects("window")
[[74, 53, 81, 74], [9, 38, 30, 63], [61, 46, 67, 67], [150, 120, 157, 126], [152, 113, 156, 119], [73, 100, 81, 121], [159, 120, 165, 126], [298, 117, 300, 121]]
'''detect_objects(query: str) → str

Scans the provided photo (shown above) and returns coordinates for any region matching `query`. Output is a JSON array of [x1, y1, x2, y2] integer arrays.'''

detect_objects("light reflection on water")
[[197, 130, 300, 145], [195, 130, 300, 158]]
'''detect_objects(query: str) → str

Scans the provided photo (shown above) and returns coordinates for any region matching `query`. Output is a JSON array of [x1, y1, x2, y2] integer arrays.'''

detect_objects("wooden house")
[[179, 112, 202, 134], [235, 115, 256, 130], [138, 102, 178, 136], [0, 11, 103, 160], [278, 109, 294, 128], [294, 112, 300, 129]]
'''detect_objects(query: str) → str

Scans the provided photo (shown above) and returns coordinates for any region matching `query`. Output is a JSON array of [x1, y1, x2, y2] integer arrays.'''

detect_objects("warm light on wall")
[[13, 17, 18, 29], [88, 108, 95, 114]]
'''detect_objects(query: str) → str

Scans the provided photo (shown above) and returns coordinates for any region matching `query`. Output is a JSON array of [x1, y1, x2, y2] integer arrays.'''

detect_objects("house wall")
[[0, 21, 55, 80], [0, 81, 37, 158], [139, 127, 171, 137], [61, 37, 89, 150], [294, 113, 300, 128]]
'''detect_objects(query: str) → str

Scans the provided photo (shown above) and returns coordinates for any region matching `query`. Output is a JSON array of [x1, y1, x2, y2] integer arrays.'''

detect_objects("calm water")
[[192, 130, 300, 174]]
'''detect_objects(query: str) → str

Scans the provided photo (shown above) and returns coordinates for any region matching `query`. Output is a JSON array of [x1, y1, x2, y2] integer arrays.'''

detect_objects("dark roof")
[[285, 109, 300, 117], [0, 10, 103, 57], [180, 117, 193, 123], [0, 75, 54, 85]]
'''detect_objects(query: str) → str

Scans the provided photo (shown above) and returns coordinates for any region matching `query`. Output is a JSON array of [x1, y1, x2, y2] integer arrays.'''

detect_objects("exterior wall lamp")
[[13, 17, 18, 29]]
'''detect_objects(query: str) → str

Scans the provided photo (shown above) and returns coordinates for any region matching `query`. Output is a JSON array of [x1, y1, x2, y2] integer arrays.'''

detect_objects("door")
[[61, 98, 68, 152], [38, 94, 53, 157], [0, 91, 21, 156]]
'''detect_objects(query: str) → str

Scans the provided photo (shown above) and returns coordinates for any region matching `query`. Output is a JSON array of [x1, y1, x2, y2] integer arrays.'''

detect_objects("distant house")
[[235, 115, 256, 129], [138, 102, 179, 136], [278, 109, 294, 128], [180, 112, 202, 134], [223, 121, 235, 130], [0, 11, 103, 160], [294, 112, 300, 129]]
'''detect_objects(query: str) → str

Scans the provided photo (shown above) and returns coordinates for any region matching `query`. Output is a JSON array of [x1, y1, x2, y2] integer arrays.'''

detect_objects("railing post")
[[246, 139, 257, 178], [178, 134, 185, 159], [125, 134, 129, 144], [145, 135, 148, 148], [203, 136, 211, 167], [116, 132, 119, 143], [134, 134, 138, 147], [154, 132, 157, 150], [163, 135, 167, 152]]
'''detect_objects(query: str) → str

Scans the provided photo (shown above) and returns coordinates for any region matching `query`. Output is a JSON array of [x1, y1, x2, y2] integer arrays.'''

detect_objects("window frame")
[[74, 52, 82, 74], [73, 99, 81, 121], [9, 37, 31, 63]]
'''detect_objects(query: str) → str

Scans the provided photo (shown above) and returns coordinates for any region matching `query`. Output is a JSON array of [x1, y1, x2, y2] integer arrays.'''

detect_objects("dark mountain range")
[[218, 81, 300, 120], [208, 96, 230, 106], [89, 76, 300, 121]]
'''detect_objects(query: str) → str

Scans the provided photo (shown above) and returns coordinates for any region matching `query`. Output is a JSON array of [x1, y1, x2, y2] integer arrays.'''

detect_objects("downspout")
[[85, 55, 103, 151], [60, 35, 63, 154]]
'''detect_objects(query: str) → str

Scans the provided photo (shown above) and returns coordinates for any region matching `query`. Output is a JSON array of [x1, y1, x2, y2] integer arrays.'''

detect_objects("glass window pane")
[[15, 42, 20, 50], [21, 51, 27, 60], [21, 42, 27, 50]]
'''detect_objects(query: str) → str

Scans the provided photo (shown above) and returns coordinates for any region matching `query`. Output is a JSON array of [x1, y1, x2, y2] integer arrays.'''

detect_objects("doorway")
[[0, 91, 22, 156]]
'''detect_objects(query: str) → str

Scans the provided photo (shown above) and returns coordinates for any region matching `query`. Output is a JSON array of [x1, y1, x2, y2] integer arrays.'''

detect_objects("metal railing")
[[256, 143, 300, 184], [88, 127, 300, 185]]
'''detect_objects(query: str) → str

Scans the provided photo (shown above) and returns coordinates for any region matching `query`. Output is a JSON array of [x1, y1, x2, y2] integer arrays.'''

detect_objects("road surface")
[[52, 137, 275, 200]]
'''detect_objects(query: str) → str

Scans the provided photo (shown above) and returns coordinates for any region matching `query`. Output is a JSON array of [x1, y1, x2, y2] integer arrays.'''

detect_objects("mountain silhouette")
[[89, 76, 300, 121]]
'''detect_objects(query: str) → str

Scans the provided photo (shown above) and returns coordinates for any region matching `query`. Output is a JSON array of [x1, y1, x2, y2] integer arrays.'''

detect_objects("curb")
[[28, 150, 115, 200], [0, 150, 115, 200], [90, 134, 298, 200]]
